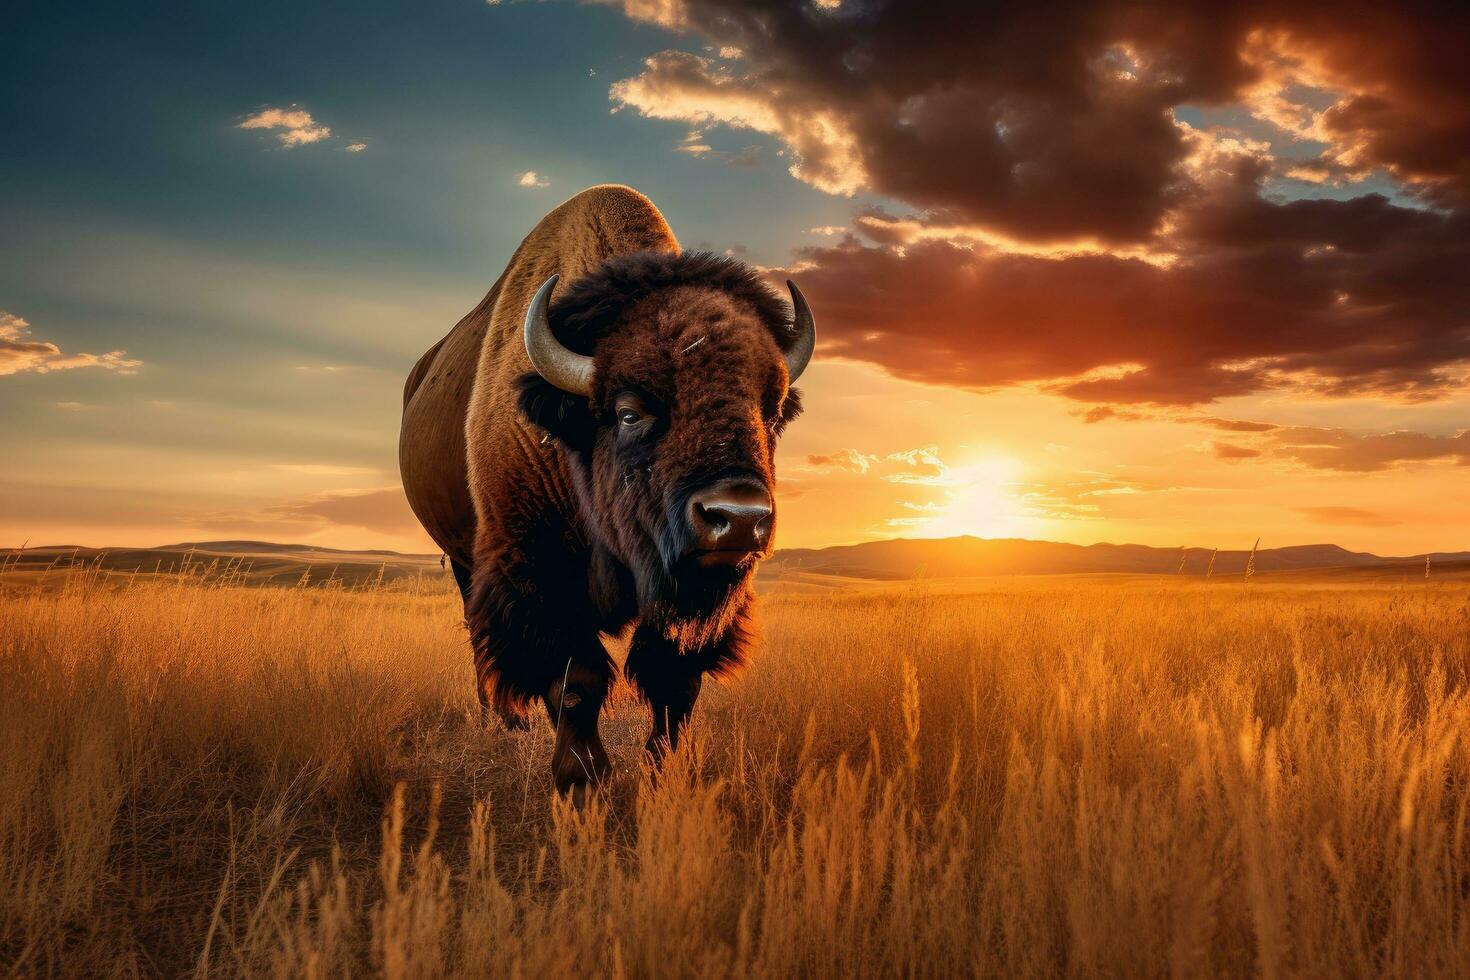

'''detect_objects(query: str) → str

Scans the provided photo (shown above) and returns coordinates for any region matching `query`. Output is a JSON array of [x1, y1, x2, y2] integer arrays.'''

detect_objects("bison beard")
[[432, 225, 808, 794]]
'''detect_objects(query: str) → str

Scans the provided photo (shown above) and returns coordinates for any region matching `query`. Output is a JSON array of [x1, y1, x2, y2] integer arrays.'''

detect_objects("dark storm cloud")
[[610, 0, 1470, 405], [613, 1, 1470, 235], [777, 199, 1470, 403], [613, 1, 1249, 241], [1305, 20, 1470, 209]]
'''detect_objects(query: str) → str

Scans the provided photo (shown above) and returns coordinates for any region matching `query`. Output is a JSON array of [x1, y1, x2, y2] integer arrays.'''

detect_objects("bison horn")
[[523, 274, 594, 397], [785, 280, 816, 383]]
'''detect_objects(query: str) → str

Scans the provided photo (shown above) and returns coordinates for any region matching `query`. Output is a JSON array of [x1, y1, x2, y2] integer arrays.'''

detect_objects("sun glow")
[[906, 457, 1033, 539]]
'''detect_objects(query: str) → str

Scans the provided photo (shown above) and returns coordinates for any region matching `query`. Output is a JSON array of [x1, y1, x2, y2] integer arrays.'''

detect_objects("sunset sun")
[[911, 457, 1032, 540]]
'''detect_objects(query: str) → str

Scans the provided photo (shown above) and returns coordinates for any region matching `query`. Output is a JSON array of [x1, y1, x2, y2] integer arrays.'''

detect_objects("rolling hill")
[[4, 535, 1467, 590], [1, 541, 444, 589], [761, 536, 1470, 581]]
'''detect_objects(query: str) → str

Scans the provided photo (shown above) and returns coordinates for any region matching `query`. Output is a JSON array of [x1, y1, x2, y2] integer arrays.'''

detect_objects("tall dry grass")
[[2, 572, 1469, 976]]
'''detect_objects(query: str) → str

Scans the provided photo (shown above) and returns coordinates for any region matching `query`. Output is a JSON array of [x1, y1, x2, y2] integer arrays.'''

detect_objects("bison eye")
[[613, 392, 658, 434]]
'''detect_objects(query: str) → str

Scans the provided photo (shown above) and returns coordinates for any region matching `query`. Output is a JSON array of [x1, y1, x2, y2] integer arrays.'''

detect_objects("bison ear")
[[516, 373, 597, 450], [772, 385, 803, 437]]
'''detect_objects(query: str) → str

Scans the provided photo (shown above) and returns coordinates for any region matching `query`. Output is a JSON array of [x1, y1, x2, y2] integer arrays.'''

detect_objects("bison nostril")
[[696, 503, 730, 533], [686, 479, 773, 555]]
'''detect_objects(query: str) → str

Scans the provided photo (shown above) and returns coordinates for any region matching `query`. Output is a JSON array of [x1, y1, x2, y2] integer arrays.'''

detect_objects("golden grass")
[[2, 572, 1469, 976]]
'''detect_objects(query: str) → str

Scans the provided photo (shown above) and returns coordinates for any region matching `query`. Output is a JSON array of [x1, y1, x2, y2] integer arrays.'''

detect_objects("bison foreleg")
[[543, 659, 612, 796], [648, 673, 702, 763], [464, 549, 612, 794], [625, 626, 707, 763]]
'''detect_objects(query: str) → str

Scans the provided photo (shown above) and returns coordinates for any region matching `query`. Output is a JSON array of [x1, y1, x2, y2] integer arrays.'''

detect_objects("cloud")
[[1236, 29, 1470, 208], [517, 171, 551, 188], [0, 312, 141, 377], [1295, 506, 1400, 528], [675, 130, 713, 156], [806, 448, 878, 473], [804, 446, 948, 484], [884, 499, 947, 528], [674, 130, 764, 169], [1197, 417, 1280, 433], [268, 463, 383, 477], [1212, 442, 1261, 460], [267, 486, 422, 536], [602, 2, 1470, 406], [882, 447, 948, 484], [1014, 474, 1223, 523], [237, 106, 331, 147], [611, 50, 864, 195], [1078, 406, 1148, 424], [1098, 410, 1470, 473], [199, 486, 422, 539], [610, 2, 1470, 229], [1267, 426, 1470, 472], [774, 193, 1470, 405], [607, 12, 1188, 239], [345, 142, 367, 153]]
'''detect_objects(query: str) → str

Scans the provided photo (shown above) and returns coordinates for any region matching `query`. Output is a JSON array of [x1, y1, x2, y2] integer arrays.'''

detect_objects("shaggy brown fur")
[[399, 186, 807, 792]]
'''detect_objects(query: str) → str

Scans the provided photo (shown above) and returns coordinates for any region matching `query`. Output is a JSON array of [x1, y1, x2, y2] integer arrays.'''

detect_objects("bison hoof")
[[564, 783, 592, 809], [552, 741, 610, 797]]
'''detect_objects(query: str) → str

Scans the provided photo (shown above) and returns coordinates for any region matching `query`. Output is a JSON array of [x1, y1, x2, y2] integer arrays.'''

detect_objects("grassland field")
[[2, 566, 1469, 977]]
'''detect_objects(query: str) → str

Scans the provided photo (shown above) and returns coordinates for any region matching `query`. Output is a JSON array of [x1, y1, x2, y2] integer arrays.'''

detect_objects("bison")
[[399, 185, 814, 794]]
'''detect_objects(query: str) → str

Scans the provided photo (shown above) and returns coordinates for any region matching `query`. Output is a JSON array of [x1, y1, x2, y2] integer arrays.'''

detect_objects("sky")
[[2, 0, 1467, 556]]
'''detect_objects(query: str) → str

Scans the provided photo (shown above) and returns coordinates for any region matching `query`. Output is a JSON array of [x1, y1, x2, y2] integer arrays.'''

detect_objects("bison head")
[[517, 252, 813, 646]]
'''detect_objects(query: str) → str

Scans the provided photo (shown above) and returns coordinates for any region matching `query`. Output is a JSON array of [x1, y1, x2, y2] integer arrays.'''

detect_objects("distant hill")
[[156, 540, 415, 558], [761, 536, 1469, 583], [2, 541, 444, 589], [4, 536, 1467, 590]]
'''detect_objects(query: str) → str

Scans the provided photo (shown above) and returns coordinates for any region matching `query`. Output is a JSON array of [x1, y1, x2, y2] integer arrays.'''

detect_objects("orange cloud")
[[610, 50, 866, 196], [1197, 417, 1280, 433], [776, 195, 1469, 406], [196, 487, 423, 539], [0, 312, 141, 377], [1268, 426, 1470, 473], [237, 106, 331, 147], [806, 448, 878, 473], [1212, 442, 1262, 460], [268, 487, 422, 536], [1296, 506, 1400, 528]]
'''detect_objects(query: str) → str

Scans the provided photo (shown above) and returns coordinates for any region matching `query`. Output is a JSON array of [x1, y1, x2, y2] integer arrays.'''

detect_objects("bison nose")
[[686, 479, 773, 558]]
